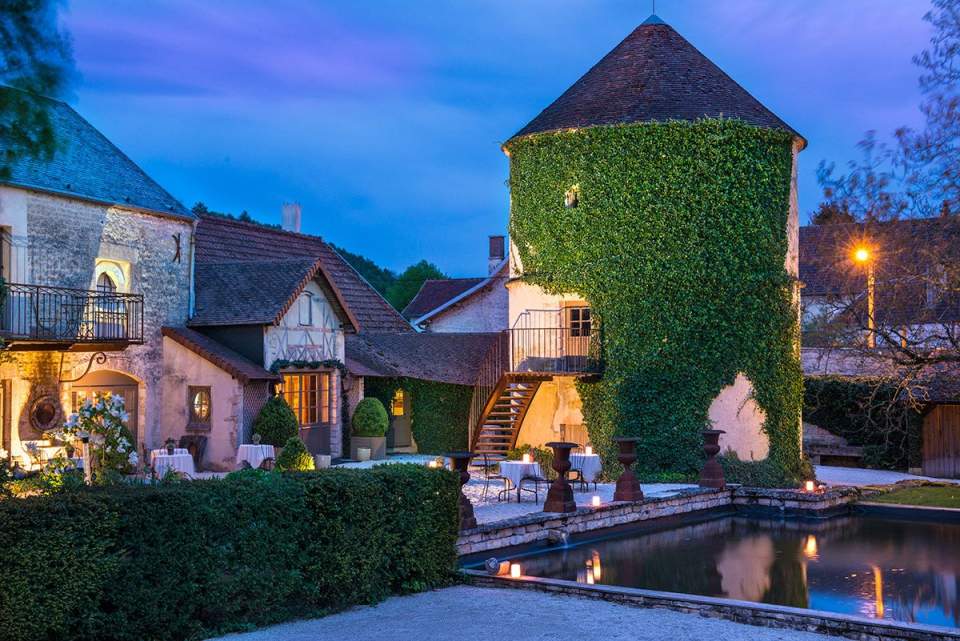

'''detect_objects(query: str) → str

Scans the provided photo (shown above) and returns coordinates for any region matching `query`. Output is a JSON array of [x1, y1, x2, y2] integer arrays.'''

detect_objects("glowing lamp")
[[522, 453, 532, 464], [510, 563, 521, 579], [854, 247, 871, 263], [585, 446, 593, 456], [427, 460, 439, 469], [805, 480, 815, 493], [591, 495, 601, 508]]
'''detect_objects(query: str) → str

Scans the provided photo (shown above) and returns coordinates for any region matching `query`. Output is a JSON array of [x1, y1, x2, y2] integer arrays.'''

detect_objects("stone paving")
[[208, 585, 837, 641], [814, 464, 960, 487]]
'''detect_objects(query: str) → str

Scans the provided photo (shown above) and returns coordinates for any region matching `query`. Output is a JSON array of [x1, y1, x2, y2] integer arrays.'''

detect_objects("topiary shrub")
[[276, 437, 314, 472], [352, 397, 388, 437], [252, 396, 299, 447]]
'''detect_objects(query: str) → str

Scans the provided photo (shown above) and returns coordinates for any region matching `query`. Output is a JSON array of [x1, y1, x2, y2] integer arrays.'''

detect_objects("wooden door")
[[923, 404, 960, 479]]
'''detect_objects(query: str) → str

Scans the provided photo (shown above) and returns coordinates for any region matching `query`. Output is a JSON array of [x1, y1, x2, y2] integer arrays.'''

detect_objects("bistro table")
[[570, 453, 602, 486], [498, 460, 543, 501], [236, 444, 276, 469], [153, 453, 195, 477], [151, 448, 189, 463]]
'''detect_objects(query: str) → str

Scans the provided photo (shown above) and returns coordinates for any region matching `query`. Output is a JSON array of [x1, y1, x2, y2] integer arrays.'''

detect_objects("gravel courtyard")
[[209, 586, 836, 641]]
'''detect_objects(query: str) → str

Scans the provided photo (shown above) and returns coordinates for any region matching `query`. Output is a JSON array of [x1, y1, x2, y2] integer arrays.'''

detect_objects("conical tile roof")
[[512, 16, 803, 146]]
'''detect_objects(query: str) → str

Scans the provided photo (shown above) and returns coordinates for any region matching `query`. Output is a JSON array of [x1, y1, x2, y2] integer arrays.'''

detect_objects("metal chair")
[[517, 473, 550, 502], [476, 453, 510, 501]]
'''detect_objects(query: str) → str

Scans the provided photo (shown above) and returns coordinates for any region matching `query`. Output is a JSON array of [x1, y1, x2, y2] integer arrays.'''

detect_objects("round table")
[[153, 453, 195, 477], [237, 444, 276, 469], [498, 460, 542, 489], [570, 453, 602, 483]]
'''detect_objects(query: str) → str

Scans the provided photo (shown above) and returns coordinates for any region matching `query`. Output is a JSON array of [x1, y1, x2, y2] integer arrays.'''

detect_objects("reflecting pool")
[[515, 515, 960, 628]]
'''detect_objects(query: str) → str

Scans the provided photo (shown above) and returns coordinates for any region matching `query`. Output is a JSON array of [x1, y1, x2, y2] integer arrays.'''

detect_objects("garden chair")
[[476, 453, 510, 501]]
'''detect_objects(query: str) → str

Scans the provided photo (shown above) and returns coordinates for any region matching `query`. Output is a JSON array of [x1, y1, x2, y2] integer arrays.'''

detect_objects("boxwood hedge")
[[0, 465, 460, 641]]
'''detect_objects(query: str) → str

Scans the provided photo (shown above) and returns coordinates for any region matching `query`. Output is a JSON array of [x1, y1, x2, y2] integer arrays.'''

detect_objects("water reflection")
[[519, 516, 960, 628]]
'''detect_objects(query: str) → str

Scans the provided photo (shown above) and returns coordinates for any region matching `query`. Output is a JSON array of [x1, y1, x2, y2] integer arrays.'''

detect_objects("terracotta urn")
[[612, 436, 644, 501], [543, 442, 578, 513], [699, 429, 726, 489]]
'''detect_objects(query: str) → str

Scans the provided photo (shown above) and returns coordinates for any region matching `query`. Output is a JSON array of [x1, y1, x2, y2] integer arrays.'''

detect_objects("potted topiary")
[[251, 396, 298, 447], [276, 437, 315, 472], [350, 397, 388, 461]]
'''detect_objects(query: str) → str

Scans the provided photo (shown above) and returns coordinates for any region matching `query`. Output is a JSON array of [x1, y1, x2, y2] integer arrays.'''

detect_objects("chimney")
[[488, 235, 505, 275], [281, 202, 302, 233]]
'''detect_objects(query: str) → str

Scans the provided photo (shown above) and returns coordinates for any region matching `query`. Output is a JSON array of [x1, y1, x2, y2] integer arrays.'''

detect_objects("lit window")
[[298, 292, 313, 326], [282, 372, 334, 426], [188, 386, 211, 428], [392, 389, 405, 417]]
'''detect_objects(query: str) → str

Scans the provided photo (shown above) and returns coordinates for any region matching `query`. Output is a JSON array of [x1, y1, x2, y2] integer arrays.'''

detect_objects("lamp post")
[[853, 246, 875, 349]]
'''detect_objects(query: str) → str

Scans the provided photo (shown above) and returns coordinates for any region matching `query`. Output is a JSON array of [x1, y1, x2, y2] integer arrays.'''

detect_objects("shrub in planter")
[[276, 437, 315, 472], [252, 396, 299, 446], [351, 398, 388, 437]]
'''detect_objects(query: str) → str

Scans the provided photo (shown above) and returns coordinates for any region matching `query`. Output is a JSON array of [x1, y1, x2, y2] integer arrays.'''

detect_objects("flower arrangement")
[[52, 394, 137, 482]]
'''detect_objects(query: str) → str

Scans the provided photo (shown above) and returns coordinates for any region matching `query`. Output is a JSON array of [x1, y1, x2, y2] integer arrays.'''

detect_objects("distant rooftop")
[[511, 17, 802, 145], [0, 87, 191, 218]]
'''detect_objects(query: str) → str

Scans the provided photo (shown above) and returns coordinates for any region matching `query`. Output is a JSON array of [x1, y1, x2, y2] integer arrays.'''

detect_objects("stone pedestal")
[[613, 437, 643, 501], [543, 441, 578, 513], [699, 429, 726, 490], [446, 451, 477, 530]]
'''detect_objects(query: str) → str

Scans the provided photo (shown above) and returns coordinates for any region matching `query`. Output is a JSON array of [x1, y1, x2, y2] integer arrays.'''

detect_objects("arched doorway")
[[70, 369, 140, 444]]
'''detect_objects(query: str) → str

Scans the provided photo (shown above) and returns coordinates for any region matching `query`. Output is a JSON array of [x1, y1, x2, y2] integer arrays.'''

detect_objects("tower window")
[[97, 272, 117, 294]]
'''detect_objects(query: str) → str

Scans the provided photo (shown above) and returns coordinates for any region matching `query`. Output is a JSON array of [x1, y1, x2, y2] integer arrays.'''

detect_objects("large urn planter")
[[613, 436, 644, 502], [543, 441, 578, 513], [351, 436, 386, 461], [446, 451, 477, 530], [699, 429, 726, 489]]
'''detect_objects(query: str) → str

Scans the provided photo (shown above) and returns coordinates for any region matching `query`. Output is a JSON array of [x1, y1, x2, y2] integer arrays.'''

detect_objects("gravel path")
[[208, 586, 835, 641]]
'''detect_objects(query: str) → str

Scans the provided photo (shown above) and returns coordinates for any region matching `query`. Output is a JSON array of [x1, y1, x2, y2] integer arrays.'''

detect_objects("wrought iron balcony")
[[509, 326, 604, 375], [0, 283, 145, 351]]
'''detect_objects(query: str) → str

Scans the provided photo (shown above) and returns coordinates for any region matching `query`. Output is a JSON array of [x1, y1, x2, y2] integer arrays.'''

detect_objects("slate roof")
[[162, 326, 279, 383], [194, 214, 412, 333], [511, 16, 802, 145], [190, 257, 354, 329], [401, 278, 484, 320], [0, 87, 191, 218], [346, 332, 500, 386]]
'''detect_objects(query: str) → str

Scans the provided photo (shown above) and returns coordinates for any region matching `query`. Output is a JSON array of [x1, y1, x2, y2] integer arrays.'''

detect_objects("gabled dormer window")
[[298, 292, 313, 326]]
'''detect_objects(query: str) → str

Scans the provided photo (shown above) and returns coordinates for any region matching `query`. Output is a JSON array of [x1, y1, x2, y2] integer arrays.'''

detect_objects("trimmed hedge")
[[276, 437, 315, 471], [352, 397, 389, 437], [365, 378, 472, 454], [251, 396, 299, 446], [0, 466, 460, 641]]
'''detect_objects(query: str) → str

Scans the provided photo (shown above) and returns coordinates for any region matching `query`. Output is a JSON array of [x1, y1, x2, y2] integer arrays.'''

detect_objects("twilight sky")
[[62, 0, 932, 276]]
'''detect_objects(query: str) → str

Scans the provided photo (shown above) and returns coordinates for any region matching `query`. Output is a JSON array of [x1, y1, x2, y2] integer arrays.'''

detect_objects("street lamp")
[[853, 246, 875, 348]]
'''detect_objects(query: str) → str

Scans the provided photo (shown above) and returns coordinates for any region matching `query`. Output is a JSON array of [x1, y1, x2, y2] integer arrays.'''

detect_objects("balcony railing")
[[509, 326, 603, 375], [0, 283, 144, 348]]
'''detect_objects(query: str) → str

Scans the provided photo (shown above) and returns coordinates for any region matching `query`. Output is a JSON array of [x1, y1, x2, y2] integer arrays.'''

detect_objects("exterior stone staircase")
[[472, 374, 547, 459]]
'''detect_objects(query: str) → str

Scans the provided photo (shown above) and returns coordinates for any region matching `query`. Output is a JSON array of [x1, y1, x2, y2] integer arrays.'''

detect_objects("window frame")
[[281, 370, 335, 427], [298, 292, 314, 326], [566, 305, 592, 338], [187, 386, 212, 430]]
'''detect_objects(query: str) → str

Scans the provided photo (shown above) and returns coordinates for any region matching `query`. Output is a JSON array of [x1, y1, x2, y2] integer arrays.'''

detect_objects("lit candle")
[[805, 480, 815, 493], [522, 453, 531, 464], [591, 495, 601, 508], [428, 460, 438, 469], [585, 446, 593, 456], [510, 563, 521, 578]]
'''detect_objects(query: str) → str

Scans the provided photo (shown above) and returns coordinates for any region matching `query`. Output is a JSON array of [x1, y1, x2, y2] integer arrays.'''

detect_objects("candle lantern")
[[805, 480, 815, 493], [591, 495, 601, 508], [510, 563, 522, 578]]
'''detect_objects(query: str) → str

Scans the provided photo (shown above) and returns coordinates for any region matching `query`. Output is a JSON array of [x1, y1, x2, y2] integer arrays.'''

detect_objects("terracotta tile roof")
[[511, 16, 801, 144], [194, 214, 412, 333], [346, 332, 500, 386], [162, 326, 279, 383], [0, 87, 191, 218], [401, 278, 484, 320]]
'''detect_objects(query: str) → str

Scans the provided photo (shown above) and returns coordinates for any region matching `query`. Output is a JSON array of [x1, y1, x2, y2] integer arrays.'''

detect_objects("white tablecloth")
[[570, 453, 602, 482], [237, 444, 275, 469], [151, 448, 189, 463], [499, 461, 542, 488], [153, 453, 195, 477]]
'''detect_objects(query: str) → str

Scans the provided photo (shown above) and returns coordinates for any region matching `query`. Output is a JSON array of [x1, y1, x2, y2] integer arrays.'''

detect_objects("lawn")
[[870, 484, 960, 508]]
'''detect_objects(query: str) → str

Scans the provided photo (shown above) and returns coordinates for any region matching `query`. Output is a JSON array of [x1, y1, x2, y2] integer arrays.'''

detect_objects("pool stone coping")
[[458, 485, 861, 557], [463, 570, 960, 641]]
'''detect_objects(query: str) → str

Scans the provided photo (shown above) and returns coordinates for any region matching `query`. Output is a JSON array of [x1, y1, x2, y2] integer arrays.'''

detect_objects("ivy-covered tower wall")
[[506, 119, 804, 482]]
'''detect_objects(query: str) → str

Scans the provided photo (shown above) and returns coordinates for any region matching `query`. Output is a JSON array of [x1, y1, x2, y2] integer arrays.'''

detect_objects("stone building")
[[469, 15, 806, 471], [0, 89, 194, 467], [402, 236, 508, 333]]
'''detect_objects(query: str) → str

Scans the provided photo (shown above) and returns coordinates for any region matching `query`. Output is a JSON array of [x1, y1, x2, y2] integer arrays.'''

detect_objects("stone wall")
[[457, 486, 860, 557], [0, 187, 194, 461]]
